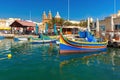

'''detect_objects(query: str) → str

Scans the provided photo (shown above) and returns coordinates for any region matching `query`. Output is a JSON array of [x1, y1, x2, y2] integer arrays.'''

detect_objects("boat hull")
[[18, 38, 28, 41], [60, 43, 107, 54], [30, 39, 57, 44], [14, 37, 28, 41]]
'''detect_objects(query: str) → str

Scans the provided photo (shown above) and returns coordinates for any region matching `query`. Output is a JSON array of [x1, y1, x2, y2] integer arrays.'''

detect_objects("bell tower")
[[42, 11, 47, 21], [48, 10, 52, 20], [55, 11, 61, 19]]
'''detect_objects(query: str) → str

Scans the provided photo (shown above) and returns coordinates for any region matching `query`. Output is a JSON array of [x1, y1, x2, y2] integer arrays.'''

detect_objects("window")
[[100, 26, 105, 31], [115, 24, 120, 30]]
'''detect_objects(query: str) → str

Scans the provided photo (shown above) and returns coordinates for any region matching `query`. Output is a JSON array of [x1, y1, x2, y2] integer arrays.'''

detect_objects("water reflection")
[[60, 48, 120, 66], [59, 51, 106, 67], [10, 41, 59, 57], [0, 39, 13, 60], [59, 49, 120, 80]]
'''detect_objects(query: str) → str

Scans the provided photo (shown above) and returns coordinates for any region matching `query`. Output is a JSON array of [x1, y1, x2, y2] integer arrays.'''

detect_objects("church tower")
[[41, 11, 61, 34], [48, 10, 52, 20], [42, 11, 47, 21], [55, 11, 61, 19]]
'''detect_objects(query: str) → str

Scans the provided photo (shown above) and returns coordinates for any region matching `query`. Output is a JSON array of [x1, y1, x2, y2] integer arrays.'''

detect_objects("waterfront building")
[[0, 19, 6, 30], [55, 11, 61, 19], [0, 18, 20, 33], [99, 10, 120, 40], [10, 20, 35, 34], [68, 20, 80, 24], [6, 18, 21, 27]]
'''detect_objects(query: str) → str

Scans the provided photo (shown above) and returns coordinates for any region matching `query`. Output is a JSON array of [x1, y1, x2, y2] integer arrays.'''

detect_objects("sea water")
[[0, 39, 120, 80]]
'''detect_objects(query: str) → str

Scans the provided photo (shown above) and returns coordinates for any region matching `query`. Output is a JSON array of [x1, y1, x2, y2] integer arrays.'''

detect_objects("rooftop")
[[10, 20, 36, 27]]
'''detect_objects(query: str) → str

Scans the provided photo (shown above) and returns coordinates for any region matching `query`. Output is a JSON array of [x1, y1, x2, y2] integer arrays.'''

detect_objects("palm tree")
[[79, 22, 87, 27], [48, 17, 65, 27], [58, 18, 64, 26], [54, 17, 65, 26], [47, 17, 65, 35], [64, 21, 72, 26]]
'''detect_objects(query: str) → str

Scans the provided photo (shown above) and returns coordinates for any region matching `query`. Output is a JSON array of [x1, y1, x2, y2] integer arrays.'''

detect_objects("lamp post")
[[96, 18, 100, 37]]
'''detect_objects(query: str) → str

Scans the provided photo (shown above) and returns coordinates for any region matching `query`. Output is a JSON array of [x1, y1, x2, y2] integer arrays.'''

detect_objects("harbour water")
[[0, 39, 120, 80]]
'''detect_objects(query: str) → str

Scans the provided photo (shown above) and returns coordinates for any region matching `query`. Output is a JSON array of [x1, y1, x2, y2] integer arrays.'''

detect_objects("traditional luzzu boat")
[[59, 28, 107, 54]]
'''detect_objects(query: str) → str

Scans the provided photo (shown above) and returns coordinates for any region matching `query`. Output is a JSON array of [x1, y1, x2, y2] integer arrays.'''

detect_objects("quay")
[[0, 34, 14, 38], [0, 34, 38, 39]]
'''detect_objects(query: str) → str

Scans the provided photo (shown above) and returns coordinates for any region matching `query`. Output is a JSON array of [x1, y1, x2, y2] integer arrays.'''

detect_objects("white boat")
[[14, 37, 28, 41], [56, 40, 60, 45], [30, 39, 57, 44], [18, 38, 28, 41]]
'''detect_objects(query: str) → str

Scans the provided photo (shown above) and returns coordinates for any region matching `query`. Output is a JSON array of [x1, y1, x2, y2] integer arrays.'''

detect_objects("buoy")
[[7, 54, 12, 59]]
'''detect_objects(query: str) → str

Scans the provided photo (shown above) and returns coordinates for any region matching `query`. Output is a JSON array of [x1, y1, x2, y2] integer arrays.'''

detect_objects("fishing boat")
[[29, 34, 57, 44], [29, 22, 59, 44], [59, 28, 107, 54], [14, 37, 28, 41], [30, 39, 57, 44]]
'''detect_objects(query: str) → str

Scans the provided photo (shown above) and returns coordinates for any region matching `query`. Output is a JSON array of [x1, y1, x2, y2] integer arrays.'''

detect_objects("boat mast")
[[110, 0, 116, 39], [87, 17, 91, 32], [68, 0, 69, 21], [30, 10, 32, 21], [114, 0, 116, 14]]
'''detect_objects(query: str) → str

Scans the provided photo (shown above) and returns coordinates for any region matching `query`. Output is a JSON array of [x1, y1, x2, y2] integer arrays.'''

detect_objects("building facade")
[[41, 11, 61, 34], [0, 18, 21, 33], [99, 10, 120, 40]]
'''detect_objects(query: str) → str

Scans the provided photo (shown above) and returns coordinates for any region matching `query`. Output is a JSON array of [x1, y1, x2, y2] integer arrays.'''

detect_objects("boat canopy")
[[78, 31, 97, 42]]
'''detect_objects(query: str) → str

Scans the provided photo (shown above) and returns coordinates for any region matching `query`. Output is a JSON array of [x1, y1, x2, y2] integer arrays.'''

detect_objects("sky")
[[0, 0, 120, 22]]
